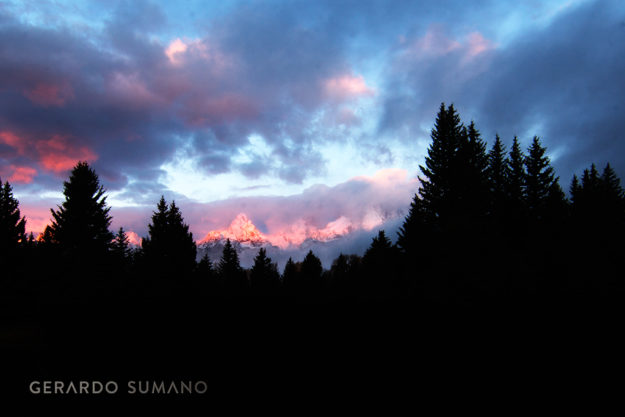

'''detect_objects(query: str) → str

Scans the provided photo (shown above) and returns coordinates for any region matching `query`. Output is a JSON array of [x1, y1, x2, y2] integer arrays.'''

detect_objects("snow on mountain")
[[196, 211, 406, 269], [198, 213, 265, 247]]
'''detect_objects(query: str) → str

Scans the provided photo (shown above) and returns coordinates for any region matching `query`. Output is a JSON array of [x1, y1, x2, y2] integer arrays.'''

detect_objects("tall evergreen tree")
[[0, 179, 26, 254], [300, 250, 323, 295], [49, 162, 113, 255], [142, 196, 197, 275], [362, 230, 400, 295], [250, 248, 279, 293], [218, 239, 247, 291], [282, 257, 298, 290], [418, 103, 465, 225], [570, 175, 581, 206], [456, 121, 490, 222], [111, 227, 131, 261], [506, 136, 526, 211], [487, 135, 508, 217], [600, 163, 625, 219], [524, 136, 559, 221], [397, 193, 430, 254]]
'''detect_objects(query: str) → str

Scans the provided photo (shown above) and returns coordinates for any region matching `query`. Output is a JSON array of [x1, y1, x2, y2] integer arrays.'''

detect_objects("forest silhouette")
[[1, 103, 624, 415], [2, 103, 623, 305]]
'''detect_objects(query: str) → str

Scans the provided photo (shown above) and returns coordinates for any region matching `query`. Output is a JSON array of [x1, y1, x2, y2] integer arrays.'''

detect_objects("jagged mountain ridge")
[[196, 211, 406, 269]]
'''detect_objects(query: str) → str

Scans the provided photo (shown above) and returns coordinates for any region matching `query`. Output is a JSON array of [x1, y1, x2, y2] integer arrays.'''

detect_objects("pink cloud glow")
[[7, 165, 37, 183], [0, 130, 28, 154], [36, 135, 98, 172], [194, 169, 417, 249], [324, 74, 375, 100], [126, 230, 142, 247], [23, 82, 74, 107], [402, 26, 494, 63]]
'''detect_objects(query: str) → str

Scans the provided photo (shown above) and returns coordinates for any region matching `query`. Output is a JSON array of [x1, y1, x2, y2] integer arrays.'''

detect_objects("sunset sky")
[[1, 0, 624, 251]]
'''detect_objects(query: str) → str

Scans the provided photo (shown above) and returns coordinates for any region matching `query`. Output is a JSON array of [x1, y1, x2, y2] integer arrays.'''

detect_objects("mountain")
[[198, 213, 266, 247], [196, 212, 406, 270]]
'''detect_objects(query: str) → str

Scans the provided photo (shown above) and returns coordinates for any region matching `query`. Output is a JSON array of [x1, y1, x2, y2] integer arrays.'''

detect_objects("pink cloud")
[[465, 32, 493, 58], [7, 165, 37, 183], [36, 135, 98, 173], [23, 82, 74, 107], [165, 38, 189, 64], [126, 230, 142, 247], [402, 26, 495, 63], [408, 26, 461, 57], [324, 74, 375, 100], [0, 130, 28, 154]]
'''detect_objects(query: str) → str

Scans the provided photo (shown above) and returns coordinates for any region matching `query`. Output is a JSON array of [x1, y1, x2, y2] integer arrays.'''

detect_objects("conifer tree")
[[111, 227, 131, 261], [300, 250, 323, 294], [49, 162, 113, 255], [418, 103, 465, 224], [363, 230, 395, 268], [250, 248, 279, 293], [0, 179, 26, 254], [142, 196, 197, 275], [506, 136, 526, 210], [570, 175, 581, 206], [397, 193, 430, 254], [197, 253, 213, 277], [218, 239, 247, 291], [524, 136, 558, 220], [600, 163, 625, 218], [362, 230, 399, 295], [456, 121, 490, 221], [487, 135, 508, 217], [282, 257, 298, 290]]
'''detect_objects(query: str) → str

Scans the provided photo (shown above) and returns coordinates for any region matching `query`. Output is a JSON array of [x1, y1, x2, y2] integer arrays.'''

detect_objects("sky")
[[1, 0, 624, 260]]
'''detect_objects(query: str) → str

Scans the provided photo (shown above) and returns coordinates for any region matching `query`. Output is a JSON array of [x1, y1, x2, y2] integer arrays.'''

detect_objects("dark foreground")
[[2, 285, 625, 416]]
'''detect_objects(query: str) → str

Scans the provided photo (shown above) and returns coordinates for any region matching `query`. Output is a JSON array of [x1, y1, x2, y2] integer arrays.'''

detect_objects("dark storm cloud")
[[380, 0, 625, 182], [2, 0, 624, 203], [0, 0, 374, 192]]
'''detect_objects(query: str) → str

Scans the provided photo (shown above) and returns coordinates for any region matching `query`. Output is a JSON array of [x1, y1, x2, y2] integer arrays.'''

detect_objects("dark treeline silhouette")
[[2, 104, 625, 415], [1, 104, 624, 308]]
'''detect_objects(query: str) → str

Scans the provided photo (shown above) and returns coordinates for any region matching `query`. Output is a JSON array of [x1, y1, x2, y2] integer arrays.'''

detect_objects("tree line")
[[1, 103, 623, 303]]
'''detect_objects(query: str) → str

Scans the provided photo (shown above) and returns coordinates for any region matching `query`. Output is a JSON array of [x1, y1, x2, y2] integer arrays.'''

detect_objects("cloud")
[[5, 165, 37, 184], [379, 0, 625, 181], [0, 0, 388, 194], [187, 168, 417, 248]]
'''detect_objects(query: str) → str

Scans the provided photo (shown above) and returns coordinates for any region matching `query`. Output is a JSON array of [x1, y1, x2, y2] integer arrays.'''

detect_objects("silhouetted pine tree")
[[570, 175, 581, 206], [166, 201, 197, 273], [397, 193, 431, 255], [142, 197, 197, 276], [250, 248, 279, 294], [111, 227, 131, 262], [197, 253, 213, 277], [49, 162, 113, 257], [0, 179, 26, 254], [282, 257, 298, 292], [300, 250, 323, 296], [419, 103, 465, 225], [456, 121, 490, 224], [362, 230, 400, 296], [487, 135, 508, 219], [218, 239, 247, 292], [600, 163, 625, 223], [524, 137, 561, 222], [506, 137, 526, 212], [0, 178, 27, 278], [195, 253, 216, 294]]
